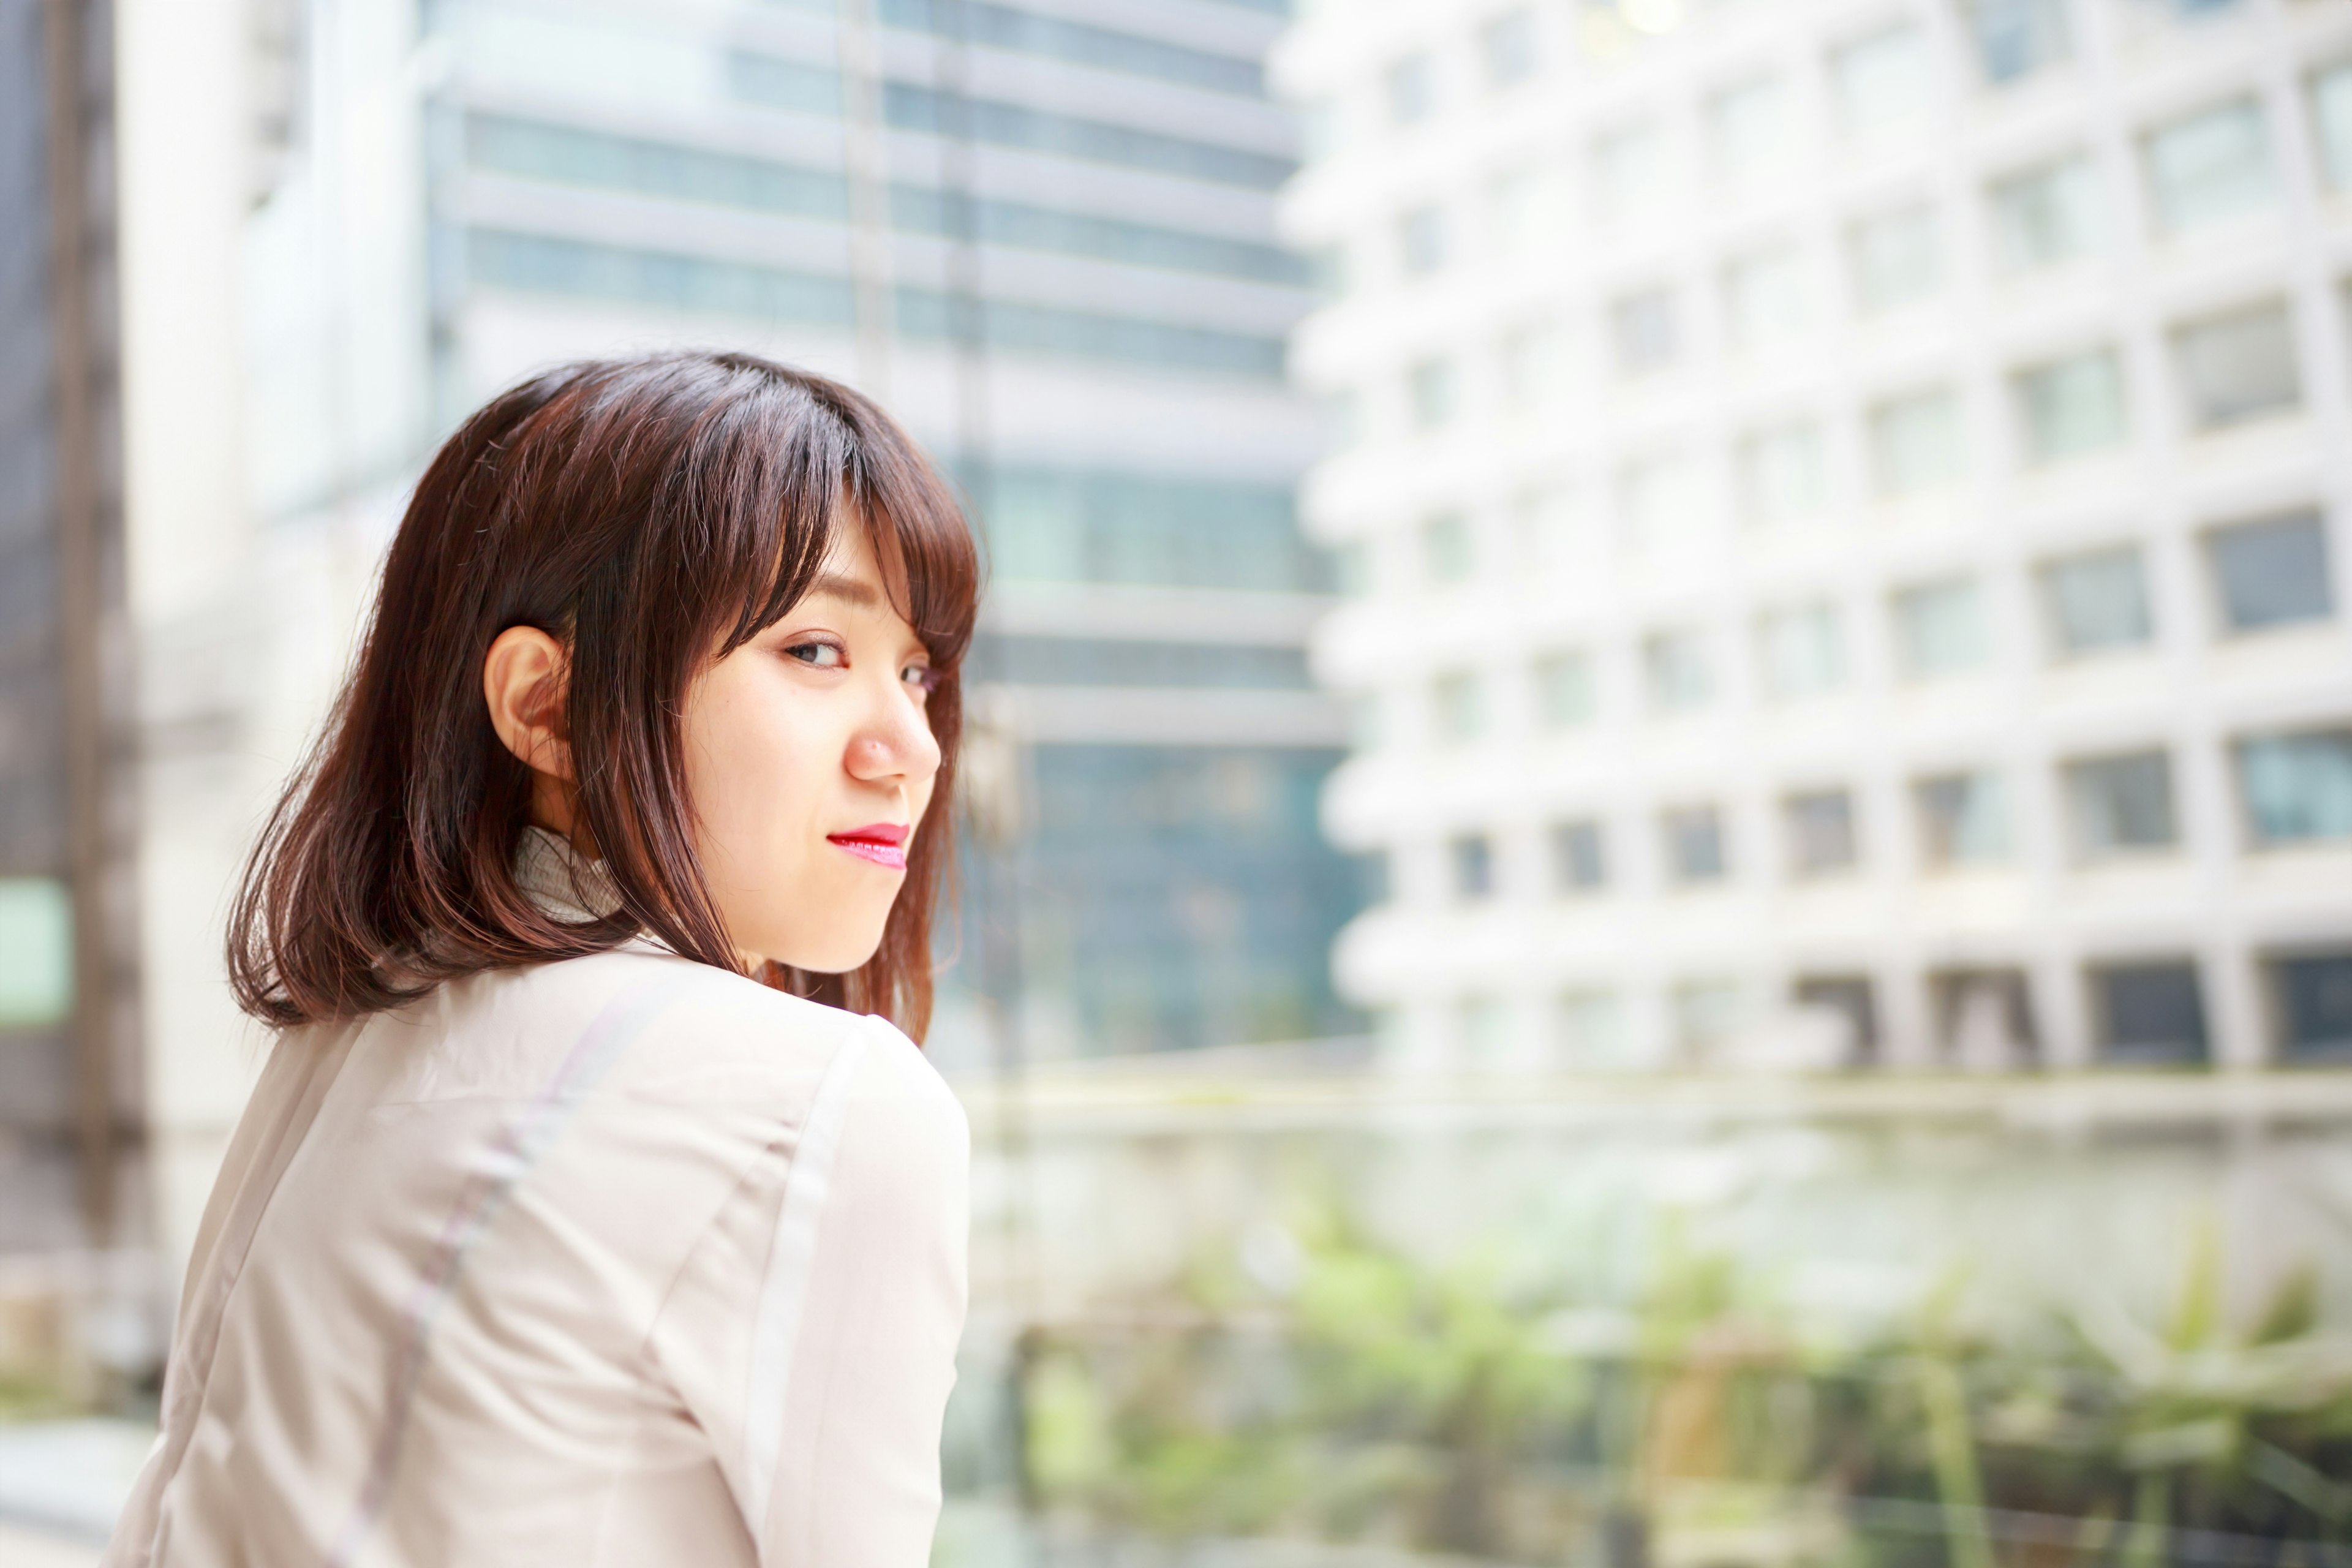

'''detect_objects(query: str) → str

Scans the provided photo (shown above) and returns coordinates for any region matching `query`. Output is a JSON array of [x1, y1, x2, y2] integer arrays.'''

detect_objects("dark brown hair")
[[228, 352, 978, 1039]]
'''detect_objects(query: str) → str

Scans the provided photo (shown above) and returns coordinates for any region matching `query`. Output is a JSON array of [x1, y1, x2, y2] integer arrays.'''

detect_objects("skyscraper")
[[1281, 0, 2352, 1073]]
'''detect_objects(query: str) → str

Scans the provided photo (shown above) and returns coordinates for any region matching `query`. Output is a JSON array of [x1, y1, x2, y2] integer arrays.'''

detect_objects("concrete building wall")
[[1279, 0, 2352, 1076]]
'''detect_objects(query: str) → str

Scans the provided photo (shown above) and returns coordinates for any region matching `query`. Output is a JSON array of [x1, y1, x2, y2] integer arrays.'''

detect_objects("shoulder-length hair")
[[228, 352, 979, 1040]]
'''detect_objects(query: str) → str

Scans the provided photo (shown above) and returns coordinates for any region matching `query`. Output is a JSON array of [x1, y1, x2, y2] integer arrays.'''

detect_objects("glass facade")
[[2091, 960, 2208, 1065], [2143, 99, 2275, 234], [1850, 205, 1943, 313], [1644, 630, 1715, 713], [2065, 750, 2179, 858], [2271, 951, 2352, 1061], [1741, 421, 1826, 524], [1551, 820, 1607, 892], [2236, 729, 2352, 847], [2205, 513, 2334, 633], [1966, 0, 2072, 85], [1664, 806, 1728, 884], [1990, 156, 2101, 271], [1893, 578, 1991, 679], [1785, 790, 1858, 877], [2171, 301, 2300, 429], [1917, 771, 2010, 866], [1533, 650, 1595, 728], [1758, 603, 1844, 699], [2041, 545, 2152, 655], [1870, 388, 1964, 498], [994, 745, 1362, 1055], [2013, 349, 2126, 462]]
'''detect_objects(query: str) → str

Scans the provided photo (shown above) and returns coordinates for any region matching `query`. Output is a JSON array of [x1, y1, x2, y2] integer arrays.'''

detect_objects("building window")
[[1592, 121, 1668, 219], [2205, 512, 2335, 633], [0, 877, 73, 1028], [1482, 9, 1537, 88], [1644, 629, 1715, 714], [1723, 246, 1811, 353], [1460, 995, 1512, 1062], [2267, 950, 2352, 1063], [1964, 0, 2072, 86], [1932, 967, 2038, 1070], [1834, 27, 1930, 138], [1487, 164, 1556, 251], [2040, 545, 2153, 656], [1450, 833, 1494, 899], [2065, 749, 2179, 858], [1785, 789, 1860, 877], [1664, 806, 1728, 884], [1558, 989, 1626, 1067], [1421, 512, 1474, 584], [1916, 771, 2010, 865], [1869, 388, 1964, 499], [1398, 204, 1447, 277], [1610, 288, 1679, 377], [1739, 422, 1826, 526], [2171, 301, 2299, 430], [2313, 62, 2352, 190], [1619, 453, 1707, 547], [1849, 205, 1943, 314], [1499, 321, 1565, 408], [1795, 974, 1879, 1065], [1893, 578, 1991, 680], [2013, 349, 2127, 463], [2143, 99, 2275, 235], [1672, 979, 1745, 1059], [1387, 53, 1435, 125], [1408, 358, 1458, 429], [1431, 671, 1485, 744], [1708, 76, 1795, 187], [1989, 156, 2102, 271], [1533, 650, 1596, 729], [1551, 820, 1607, 892], [2236, 728, 2352, 847], [2091, 960, 2208, 1066], [1758, 602, 1845, 699]]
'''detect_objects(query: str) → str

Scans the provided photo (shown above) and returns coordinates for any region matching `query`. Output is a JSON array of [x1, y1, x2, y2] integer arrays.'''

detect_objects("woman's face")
[[681, 524, 942, 974]]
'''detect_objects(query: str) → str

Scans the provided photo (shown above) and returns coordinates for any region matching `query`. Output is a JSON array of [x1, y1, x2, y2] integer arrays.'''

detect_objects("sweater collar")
[[513, 826, 624, 923]]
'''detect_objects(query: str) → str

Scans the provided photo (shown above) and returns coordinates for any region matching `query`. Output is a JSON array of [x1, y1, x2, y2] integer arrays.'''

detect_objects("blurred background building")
[[12, 0, 2352, 1563], [1285, 0, 2352, 1076]]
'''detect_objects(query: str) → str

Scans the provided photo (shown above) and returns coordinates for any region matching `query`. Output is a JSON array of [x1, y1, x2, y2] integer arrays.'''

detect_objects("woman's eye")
[[902, 664, 938, 696], [783, 641, 845, 669]]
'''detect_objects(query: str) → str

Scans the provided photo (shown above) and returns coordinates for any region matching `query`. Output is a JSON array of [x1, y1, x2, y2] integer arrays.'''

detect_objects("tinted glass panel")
[[2206, 513, 2334, 632], [2236, 729, 2352, 846], [2094, 961, 2208, 1064], [2274, 952, 2352, 1062]]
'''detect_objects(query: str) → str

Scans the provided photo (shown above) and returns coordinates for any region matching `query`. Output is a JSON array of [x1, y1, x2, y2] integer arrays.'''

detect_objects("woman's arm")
[[650, 1018, 971, 1567]]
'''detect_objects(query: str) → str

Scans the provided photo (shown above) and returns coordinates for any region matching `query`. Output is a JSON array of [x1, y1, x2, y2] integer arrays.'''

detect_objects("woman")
[[104, 352, 981, 1567]]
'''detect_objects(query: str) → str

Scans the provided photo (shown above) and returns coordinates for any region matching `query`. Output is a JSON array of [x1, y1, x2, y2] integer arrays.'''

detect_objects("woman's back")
[[109, 941, 969, 1567]]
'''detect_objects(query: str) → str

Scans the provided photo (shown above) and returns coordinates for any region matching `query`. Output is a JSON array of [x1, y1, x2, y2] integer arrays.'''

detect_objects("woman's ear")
[[483, 625, 575, 782]]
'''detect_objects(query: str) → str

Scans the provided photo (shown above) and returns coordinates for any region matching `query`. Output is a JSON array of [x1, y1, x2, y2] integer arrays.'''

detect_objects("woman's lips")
[[827, 823, 909, 871]]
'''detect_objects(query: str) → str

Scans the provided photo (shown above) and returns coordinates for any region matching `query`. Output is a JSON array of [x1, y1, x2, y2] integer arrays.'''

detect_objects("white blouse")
[[104, 831, 971, 1567]]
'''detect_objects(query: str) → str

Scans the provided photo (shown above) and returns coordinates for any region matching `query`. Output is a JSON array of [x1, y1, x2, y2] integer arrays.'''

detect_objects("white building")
[[1278, 0, 2352, 1074]]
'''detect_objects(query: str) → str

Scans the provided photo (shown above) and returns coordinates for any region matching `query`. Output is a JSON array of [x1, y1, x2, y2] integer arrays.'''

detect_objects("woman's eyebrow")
[[802, 571, 881, 609]]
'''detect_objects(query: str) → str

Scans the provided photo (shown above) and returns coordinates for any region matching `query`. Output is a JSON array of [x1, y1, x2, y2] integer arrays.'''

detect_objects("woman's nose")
[[848, 677, 942, 782]]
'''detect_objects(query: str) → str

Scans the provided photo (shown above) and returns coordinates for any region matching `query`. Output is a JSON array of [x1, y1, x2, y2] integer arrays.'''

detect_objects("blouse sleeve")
[[647, 1016, 971, 1568]]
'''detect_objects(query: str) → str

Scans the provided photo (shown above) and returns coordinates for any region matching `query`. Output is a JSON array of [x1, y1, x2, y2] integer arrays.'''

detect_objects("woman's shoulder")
[[385, 947, 947, 1126]]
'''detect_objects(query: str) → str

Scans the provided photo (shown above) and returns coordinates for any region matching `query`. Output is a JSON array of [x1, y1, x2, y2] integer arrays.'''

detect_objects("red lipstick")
[[827, 822, 910, 871]]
